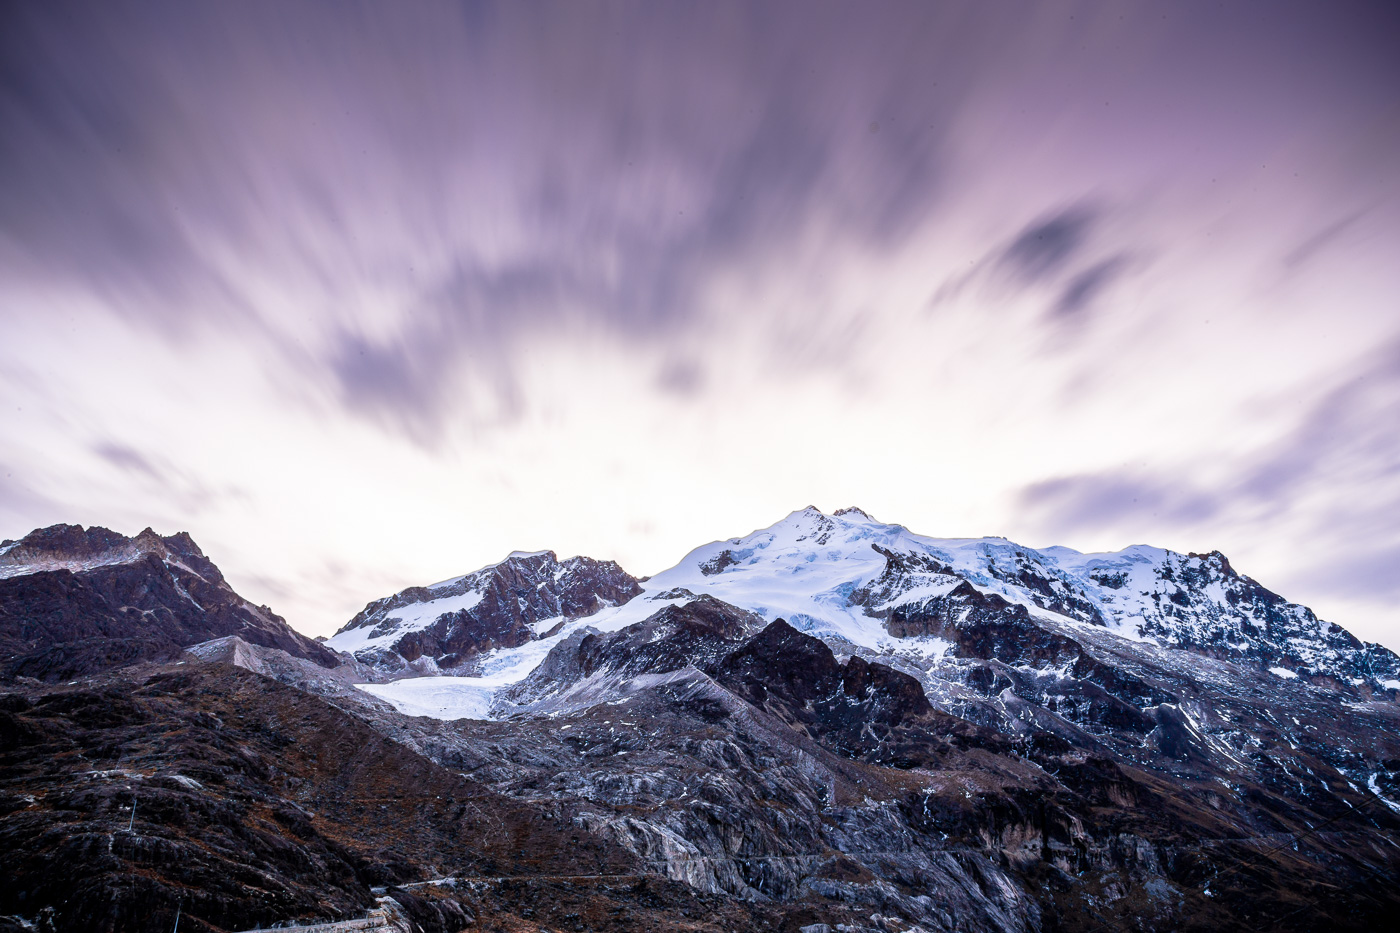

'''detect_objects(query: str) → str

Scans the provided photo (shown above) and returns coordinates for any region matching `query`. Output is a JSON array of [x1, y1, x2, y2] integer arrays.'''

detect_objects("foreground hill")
[[0, 663, 770, 933]]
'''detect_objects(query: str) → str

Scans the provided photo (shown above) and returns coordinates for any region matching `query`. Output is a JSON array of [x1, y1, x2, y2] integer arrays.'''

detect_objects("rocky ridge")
[[330, 551, 641, 674], [0, 524, 337, 681], [338, 507, 1400, 697]]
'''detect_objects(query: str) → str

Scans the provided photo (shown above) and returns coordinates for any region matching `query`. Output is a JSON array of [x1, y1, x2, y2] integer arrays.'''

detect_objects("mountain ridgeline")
[[2, 509, 1399, 933], [329, 507, 1400, 695]]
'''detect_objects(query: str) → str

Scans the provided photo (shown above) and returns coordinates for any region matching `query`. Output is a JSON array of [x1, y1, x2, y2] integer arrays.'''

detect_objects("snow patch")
[[896, 636, 954, 660], [529, 615, 565, 636], [357, 678, 498, 721], [0, 549, 147, 580], [352, 629, 573, 718], [328, 589, 485, 653], [1368, 773, 1400, 814], [349, 594, 706, 719]]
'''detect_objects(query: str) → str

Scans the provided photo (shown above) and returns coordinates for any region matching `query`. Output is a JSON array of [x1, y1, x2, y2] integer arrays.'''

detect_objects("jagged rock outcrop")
[[1111, 548, 1400, 683]]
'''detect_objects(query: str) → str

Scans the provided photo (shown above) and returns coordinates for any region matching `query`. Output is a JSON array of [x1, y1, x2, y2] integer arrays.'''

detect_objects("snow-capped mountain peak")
[[627, 507, 1396, 689]]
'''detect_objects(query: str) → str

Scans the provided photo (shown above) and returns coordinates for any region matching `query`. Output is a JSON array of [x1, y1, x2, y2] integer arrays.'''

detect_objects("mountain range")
[[3, 508, 1399, 933]]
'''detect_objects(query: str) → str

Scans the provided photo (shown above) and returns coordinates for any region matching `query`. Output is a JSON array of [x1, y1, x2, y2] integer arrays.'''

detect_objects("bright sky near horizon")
[[2, 1, 1398, 648]]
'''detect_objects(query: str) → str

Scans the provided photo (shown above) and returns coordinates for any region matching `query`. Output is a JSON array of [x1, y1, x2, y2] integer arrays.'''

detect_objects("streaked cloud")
[[999, 207, 1099, 284]]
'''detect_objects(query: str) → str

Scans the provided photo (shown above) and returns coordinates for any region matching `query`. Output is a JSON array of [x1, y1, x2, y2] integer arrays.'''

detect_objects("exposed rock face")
[[182, 635, 396, 705], [712, 619, 997, 769], [0, 525, 336, 680], [329, 551, 641, 672], [576, 595, 761, 679], [491, 595, 761, 713]]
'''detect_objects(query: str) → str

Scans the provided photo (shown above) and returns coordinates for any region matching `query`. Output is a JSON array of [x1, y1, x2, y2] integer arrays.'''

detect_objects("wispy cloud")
[[2, 0, 983, 438], [1017, 337, 1400, 630], [1020, 472, 1222, 533]]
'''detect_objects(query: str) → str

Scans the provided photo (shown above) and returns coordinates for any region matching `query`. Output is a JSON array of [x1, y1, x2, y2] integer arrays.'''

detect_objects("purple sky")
[[3, 1, 1399, 646]]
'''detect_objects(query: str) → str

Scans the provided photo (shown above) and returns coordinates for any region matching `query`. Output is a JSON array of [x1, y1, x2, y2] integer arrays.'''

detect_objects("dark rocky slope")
[[0, 662, 790, 933]]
